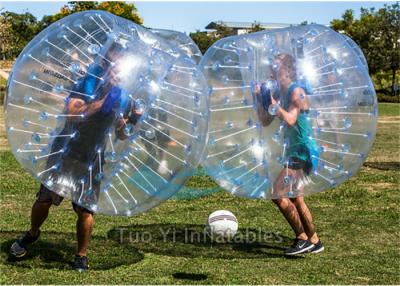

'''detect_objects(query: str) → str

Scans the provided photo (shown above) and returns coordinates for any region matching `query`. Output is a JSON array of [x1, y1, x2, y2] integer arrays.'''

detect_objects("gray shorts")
[[36, 184, 94, 214], [36, 184, 64, 206]]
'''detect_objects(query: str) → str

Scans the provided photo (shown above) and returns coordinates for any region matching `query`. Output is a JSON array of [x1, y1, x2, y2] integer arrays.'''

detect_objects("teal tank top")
[[282, 83, 317, 167]]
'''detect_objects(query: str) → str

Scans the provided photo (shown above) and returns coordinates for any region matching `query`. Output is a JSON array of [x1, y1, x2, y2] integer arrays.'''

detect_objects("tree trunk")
[[392, 67, 396, 96]]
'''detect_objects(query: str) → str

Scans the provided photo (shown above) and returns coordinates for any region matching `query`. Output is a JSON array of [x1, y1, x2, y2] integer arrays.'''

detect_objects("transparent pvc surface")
[[151, 29, 220, 200], [341, 34, 368, 71], [199, 24, 377, 199], [5, 11, 209, 216], [151, 29, 202, 64]]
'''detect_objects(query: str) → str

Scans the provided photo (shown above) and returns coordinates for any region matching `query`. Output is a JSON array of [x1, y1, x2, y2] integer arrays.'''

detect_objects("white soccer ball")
[[207, 210, 238, 241]]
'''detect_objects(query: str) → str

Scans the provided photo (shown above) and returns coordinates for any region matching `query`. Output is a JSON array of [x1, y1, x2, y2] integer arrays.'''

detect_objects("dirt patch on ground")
[[378, 116, 400, 123], [0, 107, 8, 151], [363, 161, 400, 171], [362, 183, 399, 195]]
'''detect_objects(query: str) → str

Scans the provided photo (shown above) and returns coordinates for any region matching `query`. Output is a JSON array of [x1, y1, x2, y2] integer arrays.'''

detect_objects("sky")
[[0, 1, 393, 33]]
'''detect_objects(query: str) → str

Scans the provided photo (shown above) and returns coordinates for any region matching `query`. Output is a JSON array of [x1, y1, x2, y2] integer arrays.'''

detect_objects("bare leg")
[[273, 198, 307, 240], [29, 201, 52, 237], [272, 168, 307, 240], [74, 206, 94, 257], [291, 196, 319, 244]]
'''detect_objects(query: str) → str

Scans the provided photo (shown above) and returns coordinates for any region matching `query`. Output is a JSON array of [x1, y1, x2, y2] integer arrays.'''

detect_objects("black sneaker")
[[10, 230, 41, 258], [310, 240, 325, 253], [74, 255, 89, 272], [284, 238, 314, 256]]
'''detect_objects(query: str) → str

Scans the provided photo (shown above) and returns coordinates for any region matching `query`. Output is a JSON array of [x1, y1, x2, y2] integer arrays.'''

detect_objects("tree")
[[249, 22, 265, 33], [0, 2, 144, 59], [0, 11, 41, 59], [331, 3, 400, 96], [331, 9, 356, 33], [214, 24, 236, 38], [373, 4, 400, 96], [97, 1, 142, 24], [40, 1, 143, 29], [190, 31, 218, 54], [0, 12, 13, 60], [190, 23, 239, 54]]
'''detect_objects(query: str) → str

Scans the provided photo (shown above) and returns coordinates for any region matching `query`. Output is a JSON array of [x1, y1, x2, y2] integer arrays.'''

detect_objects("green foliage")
[[377, 93, 400, 103], [0, 12, 42, 59], [189, 31, 218, 54], [249, 22, 265, 33], [214, 24, 236, 38], [190, 24, 237, 54], [0, 1, 143, 60], [97, 1, 142, 24], [40, 1, 143, 29], [331, 3, 400, 96]]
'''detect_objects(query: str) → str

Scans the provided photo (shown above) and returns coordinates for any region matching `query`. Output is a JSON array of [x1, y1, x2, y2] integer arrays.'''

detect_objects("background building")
[[205, 21, 293, 35]]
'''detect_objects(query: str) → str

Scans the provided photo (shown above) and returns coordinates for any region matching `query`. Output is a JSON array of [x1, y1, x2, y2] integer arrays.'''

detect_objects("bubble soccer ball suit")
[[199, 24, 377, 199], [5, 11, 209, 216]]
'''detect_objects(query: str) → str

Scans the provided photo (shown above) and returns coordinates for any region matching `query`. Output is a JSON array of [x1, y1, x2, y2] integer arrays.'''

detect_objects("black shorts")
[[288, 157, 308, 172]]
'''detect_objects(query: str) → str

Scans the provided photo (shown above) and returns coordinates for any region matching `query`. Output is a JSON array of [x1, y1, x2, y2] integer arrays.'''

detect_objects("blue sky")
[[0, 1, 393, 33]]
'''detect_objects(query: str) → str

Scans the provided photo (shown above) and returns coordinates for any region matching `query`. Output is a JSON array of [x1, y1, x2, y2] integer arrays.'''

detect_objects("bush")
[[0, 76, 6, 105], [377, 93, 400, 103], [0, 86, 5, 105]]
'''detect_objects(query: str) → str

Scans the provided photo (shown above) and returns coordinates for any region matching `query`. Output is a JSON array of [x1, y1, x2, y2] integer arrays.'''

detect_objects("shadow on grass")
[[172, 272, 208, 281], [0, 231, 144, 270], [1, 224, 298, 271], [363, 161, 400, 171], [107, 224, 298, 259]]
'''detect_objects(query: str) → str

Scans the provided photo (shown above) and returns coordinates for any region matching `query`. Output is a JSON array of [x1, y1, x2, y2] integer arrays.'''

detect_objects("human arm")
[[114, 103, 143, 140], [115, 117, 129, 140], [273, 87, 305, 127], [65, 65, 111, 121], [66, 97, 106, 122]]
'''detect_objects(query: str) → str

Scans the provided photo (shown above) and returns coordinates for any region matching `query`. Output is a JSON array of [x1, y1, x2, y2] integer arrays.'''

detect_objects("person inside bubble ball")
[[255, 53, 324, 256], [10, 43, 142, 271]]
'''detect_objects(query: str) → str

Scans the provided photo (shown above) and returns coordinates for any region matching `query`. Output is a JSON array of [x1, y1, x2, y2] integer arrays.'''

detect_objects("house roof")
[[205, 21, 293, 30]]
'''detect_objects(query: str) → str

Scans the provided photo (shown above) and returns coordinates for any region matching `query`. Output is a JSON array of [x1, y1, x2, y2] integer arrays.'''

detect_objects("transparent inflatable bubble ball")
[[151, 28, 203, 65], [5, 10, 209, 216], [199, 24, 377, 199]]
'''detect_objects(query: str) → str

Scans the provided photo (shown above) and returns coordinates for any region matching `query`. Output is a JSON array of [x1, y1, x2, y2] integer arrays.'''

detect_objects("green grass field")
[[0, 104, 399, 284]]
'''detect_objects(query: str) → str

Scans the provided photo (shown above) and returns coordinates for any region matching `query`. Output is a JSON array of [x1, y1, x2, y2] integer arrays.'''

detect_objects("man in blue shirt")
[[10, 44, 141, 271]]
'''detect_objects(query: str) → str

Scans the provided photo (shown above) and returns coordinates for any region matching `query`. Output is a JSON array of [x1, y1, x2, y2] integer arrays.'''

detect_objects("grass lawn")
[[379, 102, 400, 116], [0, 103, 399, 284]]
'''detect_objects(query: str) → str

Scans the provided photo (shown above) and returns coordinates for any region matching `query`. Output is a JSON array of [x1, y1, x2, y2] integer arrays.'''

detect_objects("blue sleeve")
[[100, 86, 122, 114], [119, 90, 130, 112], [68, 65, 103, 102]]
